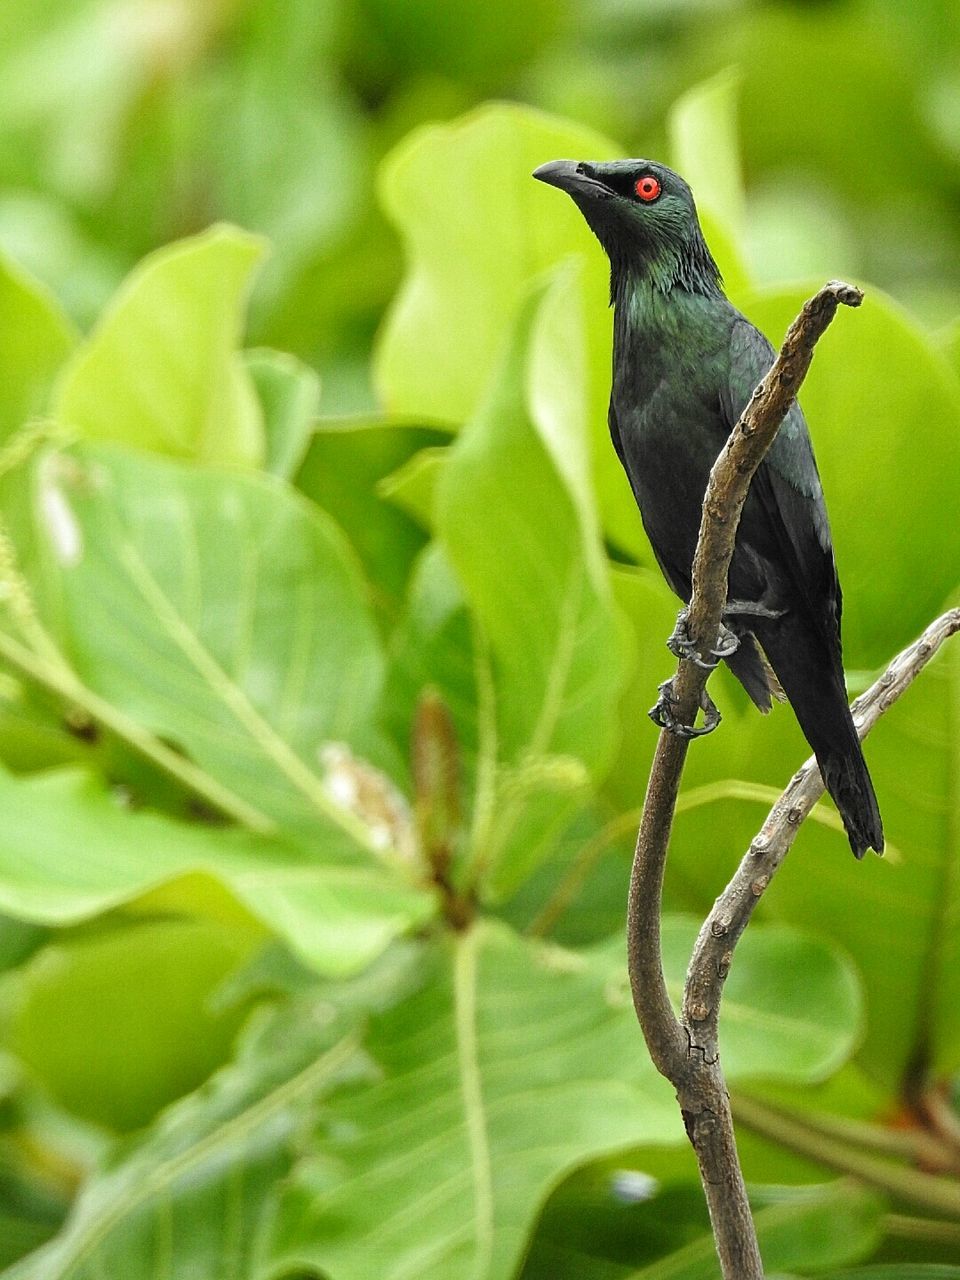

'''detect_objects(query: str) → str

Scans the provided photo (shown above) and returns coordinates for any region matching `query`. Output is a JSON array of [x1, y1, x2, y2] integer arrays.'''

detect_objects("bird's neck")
[[611, 252, 723, 352], [608, 227, 724, 313]]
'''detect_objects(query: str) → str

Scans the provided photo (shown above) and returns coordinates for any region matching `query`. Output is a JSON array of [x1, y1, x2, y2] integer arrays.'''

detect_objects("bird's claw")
[[648, 678, 722, 739], [666, 609, 739, 670]]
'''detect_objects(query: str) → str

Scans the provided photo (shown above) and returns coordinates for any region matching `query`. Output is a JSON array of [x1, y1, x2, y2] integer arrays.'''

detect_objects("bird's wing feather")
[[607, 400, 627, 470], [720, 316, 842, 659]]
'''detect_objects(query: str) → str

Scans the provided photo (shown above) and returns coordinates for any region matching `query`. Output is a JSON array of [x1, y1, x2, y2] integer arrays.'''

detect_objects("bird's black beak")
[[532, 160, 613, 200]]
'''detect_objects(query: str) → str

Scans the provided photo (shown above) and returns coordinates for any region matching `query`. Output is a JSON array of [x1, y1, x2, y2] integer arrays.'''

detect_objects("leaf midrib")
[[43, 1034, 359, 1277]]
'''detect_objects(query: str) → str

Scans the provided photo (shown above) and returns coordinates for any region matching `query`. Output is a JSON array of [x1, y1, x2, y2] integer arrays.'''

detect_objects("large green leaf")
[[265, 921, 681, 1280], [295, 416, 450, 612], [382, 541, 479, 789], [20, 441, 386, 840], [743, 285, 960, 668], [436, 287, 631, 895], [4, 996, 362, 1280], [246, 346, 321, 480], [375, 102, 648, 561], [0, 252, 75, 443], [623, 1182, 883, 1279], [522, 1163, 882, 1280], [0, 767, 434, 976], [375, 102, 616, 424], [661, 917, 863, 1084], [667, 68, 751, 300], [8, 919, 256, 1130], [53, 226, 266, 466]]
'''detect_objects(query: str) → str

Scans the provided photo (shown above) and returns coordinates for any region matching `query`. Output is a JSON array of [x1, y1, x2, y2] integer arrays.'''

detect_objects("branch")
[[685, 607, 960, 1054], [626, 281, 864, 1280]]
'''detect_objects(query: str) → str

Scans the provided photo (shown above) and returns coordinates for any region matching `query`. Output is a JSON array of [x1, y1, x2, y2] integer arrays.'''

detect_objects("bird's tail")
[[751, 613, 883, 859]]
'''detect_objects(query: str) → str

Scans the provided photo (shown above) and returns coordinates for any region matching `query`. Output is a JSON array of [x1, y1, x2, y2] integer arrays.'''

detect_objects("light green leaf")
[[53, 226, 266, 466], [379, 444, 448, 528], [382, 542, 479, 779], [9, 919, 256, 1131], [661, 917, 864, 1084], [0, 767, 434, 977], [602, 565, 685, 814], [742, 284, 960, 668], [295, 416, 449, 610], [23, 442, 386, 841], [669, 69, 745, 238], [5, 999, 362, 1280], [265, 921, 681, 1280], [438, 286, 625, 765], [375, 101, 618, 423], [246, 346, 320, 480], [436, 287, 630, 895], [668, 68, 751, 300], [0, 252, 76, 443], [375, 102, 647, 560]]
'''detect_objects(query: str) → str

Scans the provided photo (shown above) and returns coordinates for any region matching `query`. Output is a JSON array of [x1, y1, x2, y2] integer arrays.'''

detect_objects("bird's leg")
[[649, 678, 722, 739], [666, 607, 739, 670]]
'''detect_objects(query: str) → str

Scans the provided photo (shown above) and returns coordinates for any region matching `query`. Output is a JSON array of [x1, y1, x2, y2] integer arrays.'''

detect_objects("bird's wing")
[[720, 316, 842, 659], [607, 400, 627, 470]]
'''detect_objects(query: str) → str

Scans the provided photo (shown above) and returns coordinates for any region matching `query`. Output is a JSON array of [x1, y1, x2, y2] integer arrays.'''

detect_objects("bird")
[[532, 157, 882, 858]]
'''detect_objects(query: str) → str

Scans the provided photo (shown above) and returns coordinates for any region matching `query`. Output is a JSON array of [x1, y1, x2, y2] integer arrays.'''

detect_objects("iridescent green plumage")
[[534, 158, 882, 857]]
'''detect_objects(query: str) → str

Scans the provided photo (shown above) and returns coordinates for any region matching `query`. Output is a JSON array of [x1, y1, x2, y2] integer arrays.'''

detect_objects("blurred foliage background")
[[3, 0, 960, 407], [1, 1, 960, 1278]]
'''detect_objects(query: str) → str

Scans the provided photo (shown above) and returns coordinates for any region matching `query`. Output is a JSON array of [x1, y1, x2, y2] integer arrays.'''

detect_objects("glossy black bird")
[[533, 157, 882, 858]]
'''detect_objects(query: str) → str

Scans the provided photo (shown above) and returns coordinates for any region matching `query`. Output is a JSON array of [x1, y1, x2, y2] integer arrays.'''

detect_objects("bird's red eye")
[[635, 175, 661, 202]]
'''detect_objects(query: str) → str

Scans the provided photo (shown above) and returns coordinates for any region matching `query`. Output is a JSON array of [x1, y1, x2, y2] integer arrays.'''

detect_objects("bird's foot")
[[666, 609, 739, 670], [648, 678, 722, 739], [724, 599, 786, 622]]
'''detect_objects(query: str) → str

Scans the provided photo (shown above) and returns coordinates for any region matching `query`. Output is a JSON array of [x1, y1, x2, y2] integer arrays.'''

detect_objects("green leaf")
[[821, 1270, 960, 1280], [667, 68, 751, 300], [665, 918, 863, 1083], [8, 920, 256, 1131], [23, 441, 386, 840], [592, 917, 863, 1087], [436, 287, 630, 895], [379, 443, 447, 528], [742, 285, 960, 668], [625, 1181, 883, 1279], [382, 542, 479, 781], [53, 226, 266, 466], [295, 416, 449, 611], [5, 1000, 362, 1280], [265, 921, 681, 1280], [246, 346, 320, 480], [375, 101, 618, 424], [375, 102, 647, 560], [0, 252, 76, 443], [602, 565, 685, 814], [0, 767, 434, 977]]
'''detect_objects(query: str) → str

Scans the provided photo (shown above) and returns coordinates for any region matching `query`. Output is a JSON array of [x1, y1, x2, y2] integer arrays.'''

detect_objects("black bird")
[[533, 157, 882, 858]]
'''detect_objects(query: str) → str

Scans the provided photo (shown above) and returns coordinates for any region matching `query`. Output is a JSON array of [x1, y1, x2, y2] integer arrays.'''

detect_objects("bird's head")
[[532, 158, 722, 300]]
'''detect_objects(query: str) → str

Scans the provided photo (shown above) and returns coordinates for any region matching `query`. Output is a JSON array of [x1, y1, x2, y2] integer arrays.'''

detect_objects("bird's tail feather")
[[752, 614, 883, 859]]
